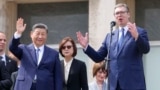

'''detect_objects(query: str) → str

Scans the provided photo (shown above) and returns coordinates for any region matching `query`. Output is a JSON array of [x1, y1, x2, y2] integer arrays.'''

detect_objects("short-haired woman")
[[59, 37, 88, 90]]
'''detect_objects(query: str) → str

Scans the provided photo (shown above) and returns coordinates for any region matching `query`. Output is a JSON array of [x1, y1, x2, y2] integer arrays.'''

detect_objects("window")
[[136, 0, 160, 41], [18, 1, 88, 44]]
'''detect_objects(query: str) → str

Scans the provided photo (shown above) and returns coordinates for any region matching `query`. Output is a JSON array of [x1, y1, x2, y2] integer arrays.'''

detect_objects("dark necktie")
[[0, 56, 2, 61], [118, 28, 125, 50], [0, 56, 5, 65], [34, 48, 40, 80]]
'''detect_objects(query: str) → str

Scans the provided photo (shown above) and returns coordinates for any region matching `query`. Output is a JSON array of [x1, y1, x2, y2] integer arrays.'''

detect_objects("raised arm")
[[76, 31, 89, 48], [16, 18, 27, 35], [9, 18, 27, 59]]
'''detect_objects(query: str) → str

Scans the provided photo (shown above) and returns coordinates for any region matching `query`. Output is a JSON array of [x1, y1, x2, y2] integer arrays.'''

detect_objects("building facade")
[[0, 0, 160, 89]]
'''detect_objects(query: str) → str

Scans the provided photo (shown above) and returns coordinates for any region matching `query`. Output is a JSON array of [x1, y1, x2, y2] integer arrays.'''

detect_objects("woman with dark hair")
[[59, 37, 88, 90], [89, 61, 108, 90]]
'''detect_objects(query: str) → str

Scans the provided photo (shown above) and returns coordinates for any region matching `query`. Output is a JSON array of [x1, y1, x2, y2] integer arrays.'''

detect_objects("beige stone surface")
[[0, 0, 6, 32], [88, 0, 116, 82]]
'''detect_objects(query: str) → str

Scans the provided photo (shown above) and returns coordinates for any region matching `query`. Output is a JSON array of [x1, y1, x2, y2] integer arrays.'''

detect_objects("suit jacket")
[[0, 61, 12, 90], [84, 27, 150, 90], [61, 59, 88, 90], [5, 56, 18, 75], [9, 37, 63, 90]]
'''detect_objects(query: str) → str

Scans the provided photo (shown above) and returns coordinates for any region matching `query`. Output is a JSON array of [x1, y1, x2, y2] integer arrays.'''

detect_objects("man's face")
[[30, 28, 47, 47], [114, 6, 130, 27], [0, 33, 6, 52]]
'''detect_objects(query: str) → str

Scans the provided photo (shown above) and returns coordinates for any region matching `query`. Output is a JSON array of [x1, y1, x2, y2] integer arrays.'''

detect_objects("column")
[[0, 0, 7, 32], [88, 0, 116, 82], [2, 1, 17, 55]]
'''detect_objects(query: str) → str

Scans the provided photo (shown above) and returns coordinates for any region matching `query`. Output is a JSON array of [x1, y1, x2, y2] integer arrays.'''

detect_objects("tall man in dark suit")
[[9, 18, 62, 90], [0, 32, 18, 75], [77, 3, 150, 90], [0, 32, 13, 90]]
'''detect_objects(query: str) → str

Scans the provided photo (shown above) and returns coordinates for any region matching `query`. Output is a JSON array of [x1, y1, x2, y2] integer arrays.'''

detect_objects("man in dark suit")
[[9, 18, 62, 90], [77, 3, 150, 90], [5, 56, 18, 75], [0, 61, 12, 90], [0, 32, 18, 75]]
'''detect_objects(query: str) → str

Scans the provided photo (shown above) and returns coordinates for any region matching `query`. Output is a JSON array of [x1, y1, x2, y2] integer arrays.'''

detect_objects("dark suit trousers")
[[30, 82, 36, 90], [116, 81, 121, 90]]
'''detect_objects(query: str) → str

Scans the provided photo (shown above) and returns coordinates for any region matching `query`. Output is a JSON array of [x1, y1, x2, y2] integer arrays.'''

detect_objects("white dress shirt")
[[64, 58, 73, 83], [118, 26, 128, 41], [0, 53, 7, 66]]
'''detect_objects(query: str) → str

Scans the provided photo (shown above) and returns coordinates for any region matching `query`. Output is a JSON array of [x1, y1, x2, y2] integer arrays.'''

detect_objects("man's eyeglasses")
[[62, 45, 72, 50], [114, 11, 127, 15]]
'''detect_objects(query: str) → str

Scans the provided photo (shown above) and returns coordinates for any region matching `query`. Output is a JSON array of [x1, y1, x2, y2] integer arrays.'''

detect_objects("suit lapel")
[[110, 29, 119, 56], [112, 29, 119, 50], [117, 31, 132, 55], [61, 60, 65, 84], [28, 44, 37, 66], [67, 59, 75, 84], [38, 46, 49, 66], [5, 56, 9, 65]]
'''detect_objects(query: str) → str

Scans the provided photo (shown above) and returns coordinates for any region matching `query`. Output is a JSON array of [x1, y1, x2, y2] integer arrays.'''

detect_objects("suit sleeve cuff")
[[14, 32, 22, 39]]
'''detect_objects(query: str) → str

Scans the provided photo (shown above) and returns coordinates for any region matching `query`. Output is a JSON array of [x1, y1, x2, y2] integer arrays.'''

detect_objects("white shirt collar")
[[119, 26, 128, 35], [34, 45, 44, 51], [64, 58, 73, 67], [0, 53, 6, 62], [34, 45, 44, 65]]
